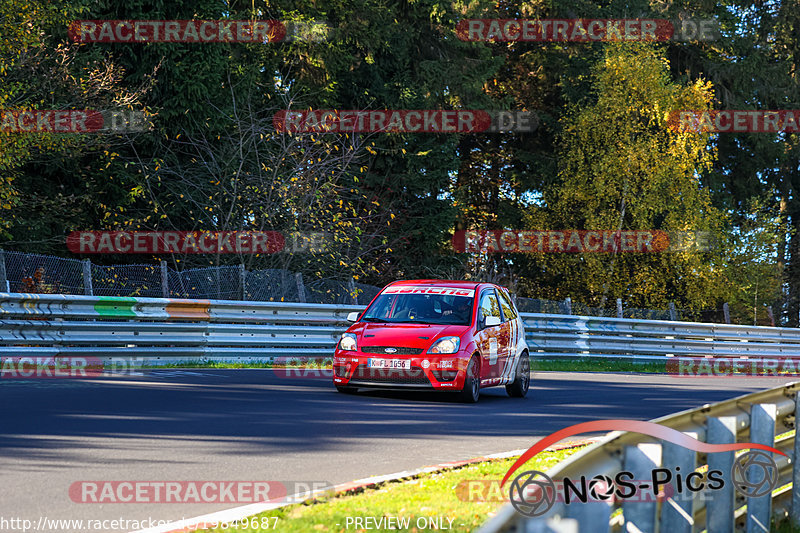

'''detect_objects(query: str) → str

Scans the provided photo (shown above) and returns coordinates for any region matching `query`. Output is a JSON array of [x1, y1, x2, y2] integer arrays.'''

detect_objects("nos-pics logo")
[[502, 420, 782, 517]]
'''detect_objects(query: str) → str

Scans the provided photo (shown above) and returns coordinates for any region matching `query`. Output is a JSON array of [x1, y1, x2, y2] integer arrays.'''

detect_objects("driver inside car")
[[443, 298, 472, 324]]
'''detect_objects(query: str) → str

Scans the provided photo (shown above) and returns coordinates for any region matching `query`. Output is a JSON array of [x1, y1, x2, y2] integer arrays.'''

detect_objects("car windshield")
[[362, 293, 474, 326]]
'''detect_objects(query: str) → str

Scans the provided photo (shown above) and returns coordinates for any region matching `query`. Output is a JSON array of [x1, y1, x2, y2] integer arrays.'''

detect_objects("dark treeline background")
[[1, 0, 799, 323]]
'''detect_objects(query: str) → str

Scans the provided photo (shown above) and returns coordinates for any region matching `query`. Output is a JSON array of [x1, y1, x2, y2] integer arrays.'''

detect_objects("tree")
[[518, 42, 728, 312]]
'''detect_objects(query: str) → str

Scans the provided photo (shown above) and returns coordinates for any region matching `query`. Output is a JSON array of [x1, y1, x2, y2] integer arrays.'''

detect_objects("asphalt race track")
[[0, 369, 795, 532]]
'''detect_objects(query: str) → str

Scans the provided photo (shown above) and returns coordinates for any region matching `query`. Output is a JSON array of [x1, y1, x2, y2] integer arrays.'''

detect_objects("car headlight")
[[338, 332, 358, 351], [428, 336, 460, 354]]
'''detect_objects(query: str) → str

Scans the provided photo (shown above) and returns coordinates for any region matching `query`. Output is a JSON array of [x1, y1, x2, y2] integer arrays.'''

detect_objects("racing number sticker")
[[489, 338, 498, 365]]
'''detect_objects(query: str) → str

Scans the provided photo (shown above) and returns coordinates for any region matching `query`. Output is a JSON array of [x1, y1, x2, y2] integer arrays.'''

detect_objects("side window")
[[498, 289, 518, 321], [478, 290, 501, 326]]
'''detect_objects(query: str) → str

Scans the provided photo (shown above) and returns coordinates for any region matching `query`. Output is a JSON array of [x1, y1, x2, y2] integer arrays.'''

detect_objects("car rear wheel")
[[457, 356, 480, 403], [336, 385, 358, 394], [506, 354, 530, 398]]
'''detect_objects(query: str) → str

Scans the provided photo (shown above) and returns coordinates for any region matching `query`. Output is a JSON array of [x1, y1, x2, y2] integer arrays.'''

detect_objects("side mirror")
[[484, 316, 501, 328], [347, 311, 360, 323]]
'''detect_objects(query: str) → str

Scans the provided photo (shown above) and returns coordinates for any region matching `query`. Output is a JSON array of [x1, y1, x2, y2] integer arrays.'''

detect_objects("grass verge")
[[531, 358, 666, 373], [137, 358, 666, 374], [199, 446, 587, 533]]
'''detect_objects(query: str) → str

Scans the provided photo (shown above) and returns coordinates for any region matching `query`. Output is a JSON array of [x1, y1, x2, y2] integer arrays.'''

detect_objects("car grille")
[[349, 365, 431, 386], [360, 346, 424, 355]]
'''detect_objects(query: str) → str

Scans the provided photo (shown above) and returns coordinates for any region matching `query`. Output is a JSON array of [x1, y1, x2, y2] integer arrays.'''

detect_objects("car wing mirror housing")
[[347, 311, 360, 322], [484, 316, 501, 328]]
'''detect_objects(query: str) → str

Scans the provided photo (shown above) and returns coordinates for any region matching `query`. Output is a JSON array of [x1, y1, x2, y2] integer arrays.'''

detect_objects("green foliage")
[[520, 42, 727, 311]]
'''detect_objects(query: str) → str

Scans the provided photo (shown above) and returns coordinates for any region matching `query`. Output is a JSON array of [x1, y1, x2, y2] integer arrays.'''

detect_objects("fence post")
[[0, 249, 9, 292], [616, 298, 623, 318], [349, 277, 358, 305], [160, 260, 169, 298], [623, 444, 662, 533], [746, 403, 776, 533], [295, 272, 306, 303], [723, 302, 731, 324], [82, 259, 93, 296], [707, 416, 737, 533], [792, 392, 800, 518], [659, 434, 698, 533], [668, 302, 677, 321], [239, 264, 247, 301], [563, 297, 572, 315]]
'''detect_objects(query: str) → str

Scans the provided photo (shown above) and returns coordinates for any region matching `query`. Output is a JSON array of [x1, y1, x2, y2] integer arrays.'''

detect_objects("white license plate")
[[367, 358, 410, 369]]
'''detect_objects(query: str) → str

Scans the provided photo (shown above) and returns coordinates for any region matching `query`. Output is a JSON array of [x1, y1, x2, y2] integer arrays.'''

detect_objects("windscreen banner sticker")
[[382, 286, 475, 297]]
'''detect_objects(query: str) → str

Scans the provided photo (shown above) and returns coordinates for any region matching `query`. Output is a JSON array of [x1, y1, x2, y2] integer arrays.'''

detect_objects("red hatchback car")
[[332, 280, 530, 402]]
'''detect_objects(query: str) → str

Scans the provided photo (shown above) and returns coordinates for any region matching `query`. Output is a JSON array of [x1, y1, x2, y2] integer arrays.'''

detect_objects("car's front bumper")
[[332, 352, 469, 390]]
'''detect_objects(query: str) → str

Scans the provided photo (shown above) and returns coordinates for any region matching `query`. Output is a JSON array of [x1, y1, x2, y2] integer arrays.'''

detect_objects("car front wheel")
[[336, 385, 358, 394], [457, 355, 480, 403]]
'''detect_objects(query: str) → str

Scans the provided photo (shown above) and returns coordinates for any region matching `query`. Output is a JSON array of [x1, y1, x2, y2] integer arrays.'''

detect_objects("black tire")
[[336, 385, 358, 394], [506, 354, 530, 398], [457, 356, 481, 403]]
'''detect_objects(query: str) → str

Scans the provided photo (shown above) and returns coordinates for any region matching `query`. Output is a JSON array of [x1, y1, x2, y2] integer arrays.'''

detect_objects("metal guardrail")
[[478, 381, 800, 533], [1, 292, 800, 364], [524, 315, 800, 362], [0, 292, 360, 359]]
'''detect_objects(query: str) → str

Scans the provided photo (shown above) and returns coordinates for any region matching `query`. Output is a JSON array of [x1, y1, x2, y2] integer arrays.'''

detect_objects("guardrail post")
[[239, 264, 247, 301], [295, 272, 306, 303], [82, 259, 93, 296], [565, 499, 611, 532], [659, 435, 698, 533], [527, 519, 579, 533], [160, 260, 169, 298], [349, 277, 358, 305], [723, 302, 731, 324], [707, 416, 737, 533], [0, 248, 9, 292], [563, 297, 572, 315], [669, 302, 677, 321], [746, 403, 776, 533], [792, 392, 800, 520], [616, 298, 623, 318], [623, 443, 662, 533]]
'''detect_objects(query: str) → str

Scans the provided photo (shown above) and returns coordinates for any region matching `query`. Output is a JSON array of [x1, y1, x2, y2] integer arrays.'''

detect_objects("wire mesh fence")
[[2, 251, 85, 295], [0, 248, 766, 324], [92, 263, 162, 298], [244, 268, 300, 302], [169, 265, 242, 300]]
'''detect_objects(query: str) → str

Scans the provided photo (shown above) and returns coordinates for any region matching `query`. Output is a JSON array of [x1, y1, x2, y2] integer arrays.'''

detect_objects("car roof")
[[385, 279, 501, 291]]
